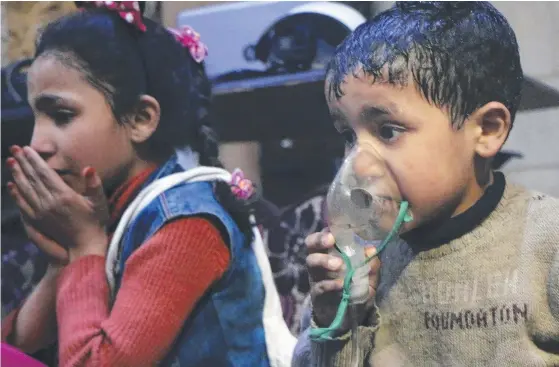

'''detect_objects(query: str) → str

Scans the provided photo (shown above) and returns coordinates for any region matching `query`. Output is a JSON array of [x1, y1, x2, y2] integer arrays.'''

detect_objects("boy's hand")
[[306, 229, 380, 328]]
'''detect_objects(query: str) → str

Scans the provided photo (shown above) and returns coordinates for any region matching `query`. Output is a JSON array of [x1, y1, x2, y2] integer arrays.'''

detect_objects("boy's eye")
[[378, 124, 405, 142]]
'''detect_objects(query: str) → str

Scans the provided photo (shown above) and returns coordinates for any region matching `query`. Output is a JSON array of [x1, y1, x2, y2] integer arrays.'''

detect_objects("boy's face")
[[327, 71, 484, 231]]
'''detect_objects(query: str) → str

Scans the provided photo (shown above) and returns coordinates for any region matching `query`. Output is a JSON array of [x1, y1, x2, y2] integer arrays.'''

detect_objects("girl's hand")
[[7, 145, 110, 261], [19, 208, 69, 265]]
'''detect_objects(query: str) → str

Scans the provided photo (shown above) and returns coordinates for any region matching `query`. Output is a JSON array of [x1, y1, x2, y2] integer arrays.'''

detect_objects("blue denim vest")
[[113, 155, 270, 366]]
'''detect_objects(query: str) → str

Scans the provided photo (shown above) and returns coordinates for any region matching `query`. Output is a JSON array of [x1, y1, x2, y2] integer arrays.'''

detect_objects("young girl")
[[3, 2, 292, 366]]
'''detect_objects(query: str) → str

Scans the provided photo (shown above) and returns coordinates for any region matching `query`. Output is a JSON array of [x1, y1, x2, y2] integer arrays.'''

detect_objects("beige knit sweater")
[[300, 179, 559, 366]]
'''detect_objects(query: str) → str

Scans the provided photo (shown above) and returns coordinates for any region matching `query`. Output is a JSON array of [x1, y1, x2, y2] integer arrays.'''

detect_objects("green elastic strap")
[[309, 201, 412, 341]]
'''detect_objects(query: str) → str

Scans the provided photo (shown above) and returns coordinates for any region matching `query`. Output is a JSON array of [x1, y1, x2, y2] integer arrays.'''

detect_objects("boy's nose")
[[352, 147, 386, 182]]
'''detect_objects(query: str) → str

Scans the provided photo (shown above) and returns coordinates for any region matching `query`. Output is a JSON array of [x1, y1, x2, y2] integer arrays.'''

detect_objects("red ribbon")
[[91, 1, 146, 32]]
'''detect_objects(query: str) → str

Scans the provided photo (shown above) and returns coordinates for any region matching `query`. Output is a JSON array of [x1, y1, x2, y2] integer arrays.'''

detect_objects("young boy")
[[294, 2, 559, 366]]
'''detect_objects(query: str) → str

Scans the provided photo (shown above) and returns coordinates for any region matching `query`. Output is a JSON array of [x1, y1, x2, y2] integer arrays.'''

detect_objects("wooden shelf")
[[213, 69, 326, 96]]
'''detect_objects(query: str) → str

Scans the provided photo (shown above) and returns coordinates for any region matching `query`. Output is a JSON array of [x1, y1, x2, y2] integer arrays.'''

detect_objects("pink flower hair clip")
[[229, 169, 255, 201], [167, 26, 209, 64]]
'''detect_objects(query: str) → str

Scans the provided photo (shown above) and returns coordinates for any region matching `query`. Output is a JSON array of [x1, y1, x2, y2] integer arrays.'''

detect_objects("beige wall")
[[161, 1, 228, 27], [3, 1, 76, 65], [219, 142, 262, 189], [490, 2, 559, 196], [2, 2, 7, 65]]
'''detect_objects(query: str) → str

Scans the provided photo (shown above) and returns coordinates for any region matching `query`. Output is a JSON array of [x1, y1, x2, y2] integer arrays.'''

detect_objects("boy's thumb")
[[365, 246, 377, 258]]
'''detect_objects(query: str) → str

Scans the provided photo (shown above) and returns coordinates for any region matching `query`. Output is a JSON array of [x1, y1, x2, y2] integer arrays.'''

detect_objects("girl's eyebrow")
[[33, 93, 80, 112], [33, 94, 64, 110], [30, 93, 76, 111]]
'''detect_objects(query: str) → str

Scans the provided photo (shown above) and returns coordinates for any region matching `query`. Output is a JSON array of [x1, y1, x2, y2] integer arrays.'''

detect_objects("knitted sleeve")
[[55, 217, 230, 367], [549, 250, 559, 319], [293, 305, 379, 366]]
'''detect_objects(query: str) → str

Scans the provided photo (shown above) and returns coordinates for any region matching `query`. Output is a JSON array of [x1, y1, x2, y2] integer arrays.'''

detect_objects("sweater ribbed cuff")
[[310, 324, 377, 366], [309, 305, 379, 366]]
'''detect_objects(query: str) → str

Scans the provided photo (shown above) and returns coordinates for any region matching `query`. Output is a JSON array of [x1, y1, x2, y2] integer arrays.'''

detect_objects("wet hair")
[[35, 8, 254, 242], [327, 1, 523, 127]]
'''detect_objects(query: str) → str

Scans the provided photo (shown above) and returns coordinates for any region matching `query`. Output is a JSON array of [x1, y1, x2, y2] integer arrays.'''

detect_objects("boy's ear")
[[127, 95, 160, 144], [469, 102, 512, 158]]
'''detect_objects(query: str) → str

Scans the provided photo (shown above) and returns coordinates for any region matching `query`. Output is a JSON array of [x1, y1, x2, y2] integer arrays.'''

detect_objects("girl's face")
[[27, 55, 142, 194]]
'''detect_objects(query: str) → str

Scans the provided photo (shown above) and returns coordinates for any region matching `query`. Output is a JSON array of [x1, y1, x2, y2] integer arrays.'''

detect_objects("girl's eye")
[[50, 110, 75, 125], [341, 129, 356, 148], [378, 124, 405, 143]]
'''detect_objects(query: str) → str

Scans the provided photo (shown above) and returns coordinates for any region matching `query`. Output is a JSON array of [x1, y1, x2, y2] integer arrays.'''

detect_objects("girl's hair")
[[35, 8, 254, 242]]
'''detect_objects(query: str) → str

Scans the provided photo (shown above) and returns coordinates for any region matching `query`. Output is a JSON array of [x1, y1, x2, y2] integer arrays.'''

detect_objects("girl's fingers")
[[6, 181, 35, 218], [9, 146, 52, 202], [23, 146, 68, 193], [21, 216, 69, 264], [82, 167, 110, 224], [6, 157, 41, 213]]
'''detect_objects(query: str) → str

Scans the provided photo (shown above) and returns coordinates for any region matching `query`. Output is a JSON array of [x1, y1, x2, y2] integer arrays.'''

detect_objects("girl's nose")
[[30, 125, 56, 161]]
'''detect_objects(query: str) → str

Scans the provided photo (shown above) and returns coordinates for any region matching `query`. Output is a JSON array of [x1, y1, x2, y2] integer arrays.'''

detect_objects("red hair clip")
[[167, 26, 209, 63]]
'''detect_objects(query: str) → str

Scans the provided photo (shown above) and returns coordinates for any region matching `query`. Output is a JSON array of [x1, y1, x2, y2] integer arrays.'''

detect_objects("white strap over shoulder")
[[105, 166, 231, 290], [105, 166, 296, 367]]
